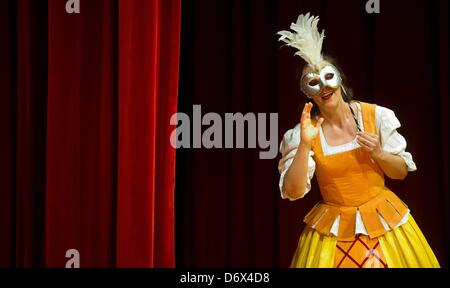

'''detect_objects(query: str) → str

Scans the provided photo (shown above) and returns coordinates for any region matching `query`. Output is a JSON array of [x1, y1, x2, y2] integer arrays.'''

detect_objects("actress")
[[277, 13, 440, 268]]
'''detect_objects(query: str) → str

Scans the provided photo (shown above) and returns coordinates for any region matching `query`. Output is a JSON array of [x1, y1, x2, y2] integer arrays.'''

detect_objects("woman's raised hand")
[[300, 102, 324, 145]]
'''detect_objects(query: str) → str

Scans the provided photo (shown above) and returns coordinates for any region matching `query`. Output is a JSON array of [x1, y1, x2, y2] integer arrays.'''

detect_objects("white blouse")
[[278, 103, 417, 236]]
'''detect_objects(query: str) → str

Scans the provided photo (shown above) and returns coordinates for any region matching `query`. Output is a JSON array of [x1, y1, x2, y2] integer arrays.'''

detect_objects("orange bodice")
[[305, 102, 409, 241]]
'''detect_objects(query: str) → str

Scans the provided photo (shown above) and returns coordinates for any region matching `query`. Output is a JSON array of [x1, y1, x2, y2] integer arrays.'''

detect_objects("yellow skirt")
[[290, 215, 440, 268]]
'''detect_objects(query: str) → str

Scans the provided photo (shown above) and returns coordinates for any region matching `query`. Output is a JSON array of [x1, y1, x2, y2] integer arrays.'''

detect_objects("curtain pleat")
[[117, 0, 179, 268], [0, 0, 180, 268]]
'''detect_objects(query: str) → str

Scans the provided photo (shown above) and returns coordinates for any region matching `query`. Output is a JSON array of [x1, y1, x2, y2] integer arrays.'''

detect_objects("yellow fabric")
[[290, 216, 440, 268], [378, 215, 440, 268], [290, 227, 337, 268]]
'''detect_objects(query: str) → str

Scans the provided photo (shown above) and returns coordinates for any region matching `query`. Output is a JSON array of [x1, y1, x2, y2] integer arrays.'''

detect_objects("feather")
[[277, 13, 325, 68]]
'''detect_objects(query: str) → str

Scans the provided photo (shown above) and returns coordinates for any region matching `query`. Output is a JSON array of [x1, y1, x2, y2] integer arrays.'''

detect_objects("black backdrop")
[[176, 0, 449, 267]]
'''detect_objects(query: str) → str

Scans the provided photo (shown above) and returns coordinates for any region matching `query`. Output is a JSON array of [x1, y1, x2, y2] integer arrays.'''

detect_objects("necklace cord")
[[349, 102, 361, 132]]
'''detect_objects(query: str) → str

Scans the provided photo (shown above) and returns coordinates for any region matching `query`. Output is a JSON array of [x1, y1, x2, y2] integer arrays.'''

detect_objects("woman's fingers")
[[301, 102, 313, 123], [315, 117, 324, 128], [357, 139, 371, 150], [356, 135, 375, 148], [300, 103, 308, 122], [356, 133, 372, 143], [305, 102, 312, 119], [357, 131, 378, 141], [356, 137, 370, 148]]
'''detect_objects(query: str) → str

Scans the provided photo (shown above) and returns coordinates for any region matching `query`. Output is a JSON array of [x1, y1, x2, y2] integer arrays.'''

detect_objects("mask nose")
[[317, 82, 325, 91]]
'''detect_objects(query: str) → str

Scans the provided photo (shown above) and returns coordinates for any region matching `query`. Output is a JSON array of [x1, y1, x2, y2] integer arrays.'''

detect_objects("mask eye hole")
[[309, 79, 320, 86], [325, 73, 334, 80]]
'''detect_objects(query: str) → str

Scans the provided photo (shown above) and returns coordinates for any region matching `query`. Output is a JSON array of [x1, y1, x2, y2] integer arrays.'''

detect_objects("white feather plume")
[[277, 13, 325, 68]]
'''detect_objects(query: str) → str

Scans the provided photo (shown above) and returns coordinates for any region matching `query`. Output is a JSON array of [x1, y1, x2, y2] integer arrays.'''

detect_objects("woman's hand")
[[283, 102, 323, 200], [356, 131, 383, 159], [356, 131, 409, 179], [300, 102, 324, 145]]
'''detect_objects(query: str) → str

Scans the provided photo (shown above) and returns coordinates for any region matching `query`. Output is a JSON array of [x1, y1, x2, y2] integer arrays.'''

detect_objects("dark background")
[[176, 0, 449, 267]]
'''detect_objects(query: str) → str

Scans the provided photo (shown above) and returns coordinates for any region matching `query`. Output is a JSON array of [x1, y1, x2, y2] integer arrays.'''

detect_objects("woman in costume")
[[277, 13, 440, 268]]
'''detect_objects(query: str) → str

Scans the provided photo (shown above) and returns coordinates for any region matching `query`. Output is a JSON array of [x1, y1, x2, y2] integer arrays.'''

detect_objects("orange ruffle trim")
[[303, 189, 409, 241]]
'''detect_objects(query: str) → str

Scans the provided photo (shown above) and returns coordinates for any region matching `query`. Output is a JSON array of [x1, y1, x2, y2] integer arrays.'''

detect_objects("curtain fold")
[[46, 0, 116, 268], [0, 0, 180, 268], [117, 0, 179, 268], [15, 0, 47, 268]]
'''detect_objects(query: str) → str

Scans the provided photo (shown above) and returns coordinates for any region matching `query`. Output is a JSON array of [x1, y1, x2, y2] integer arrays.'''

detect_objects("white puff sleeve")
[[278, 124, 316, 201], [375, 106, 417, 172]]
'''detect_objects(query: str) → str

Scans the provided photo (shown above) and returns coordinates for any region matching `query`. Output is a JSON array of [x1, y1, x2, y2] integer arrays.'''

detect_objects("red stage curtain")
[[117, 0, 180, 268], [15, 0, 47, 268], [0, 0, 180, 268], [46, 0, 116, 268]]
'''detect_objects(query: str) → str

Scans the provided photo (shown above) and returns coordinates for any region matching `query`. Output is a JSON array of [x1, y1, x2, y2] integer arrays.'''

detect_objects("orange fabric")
[[306, 102, 409, 241], [335, 235, 388, 268]]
